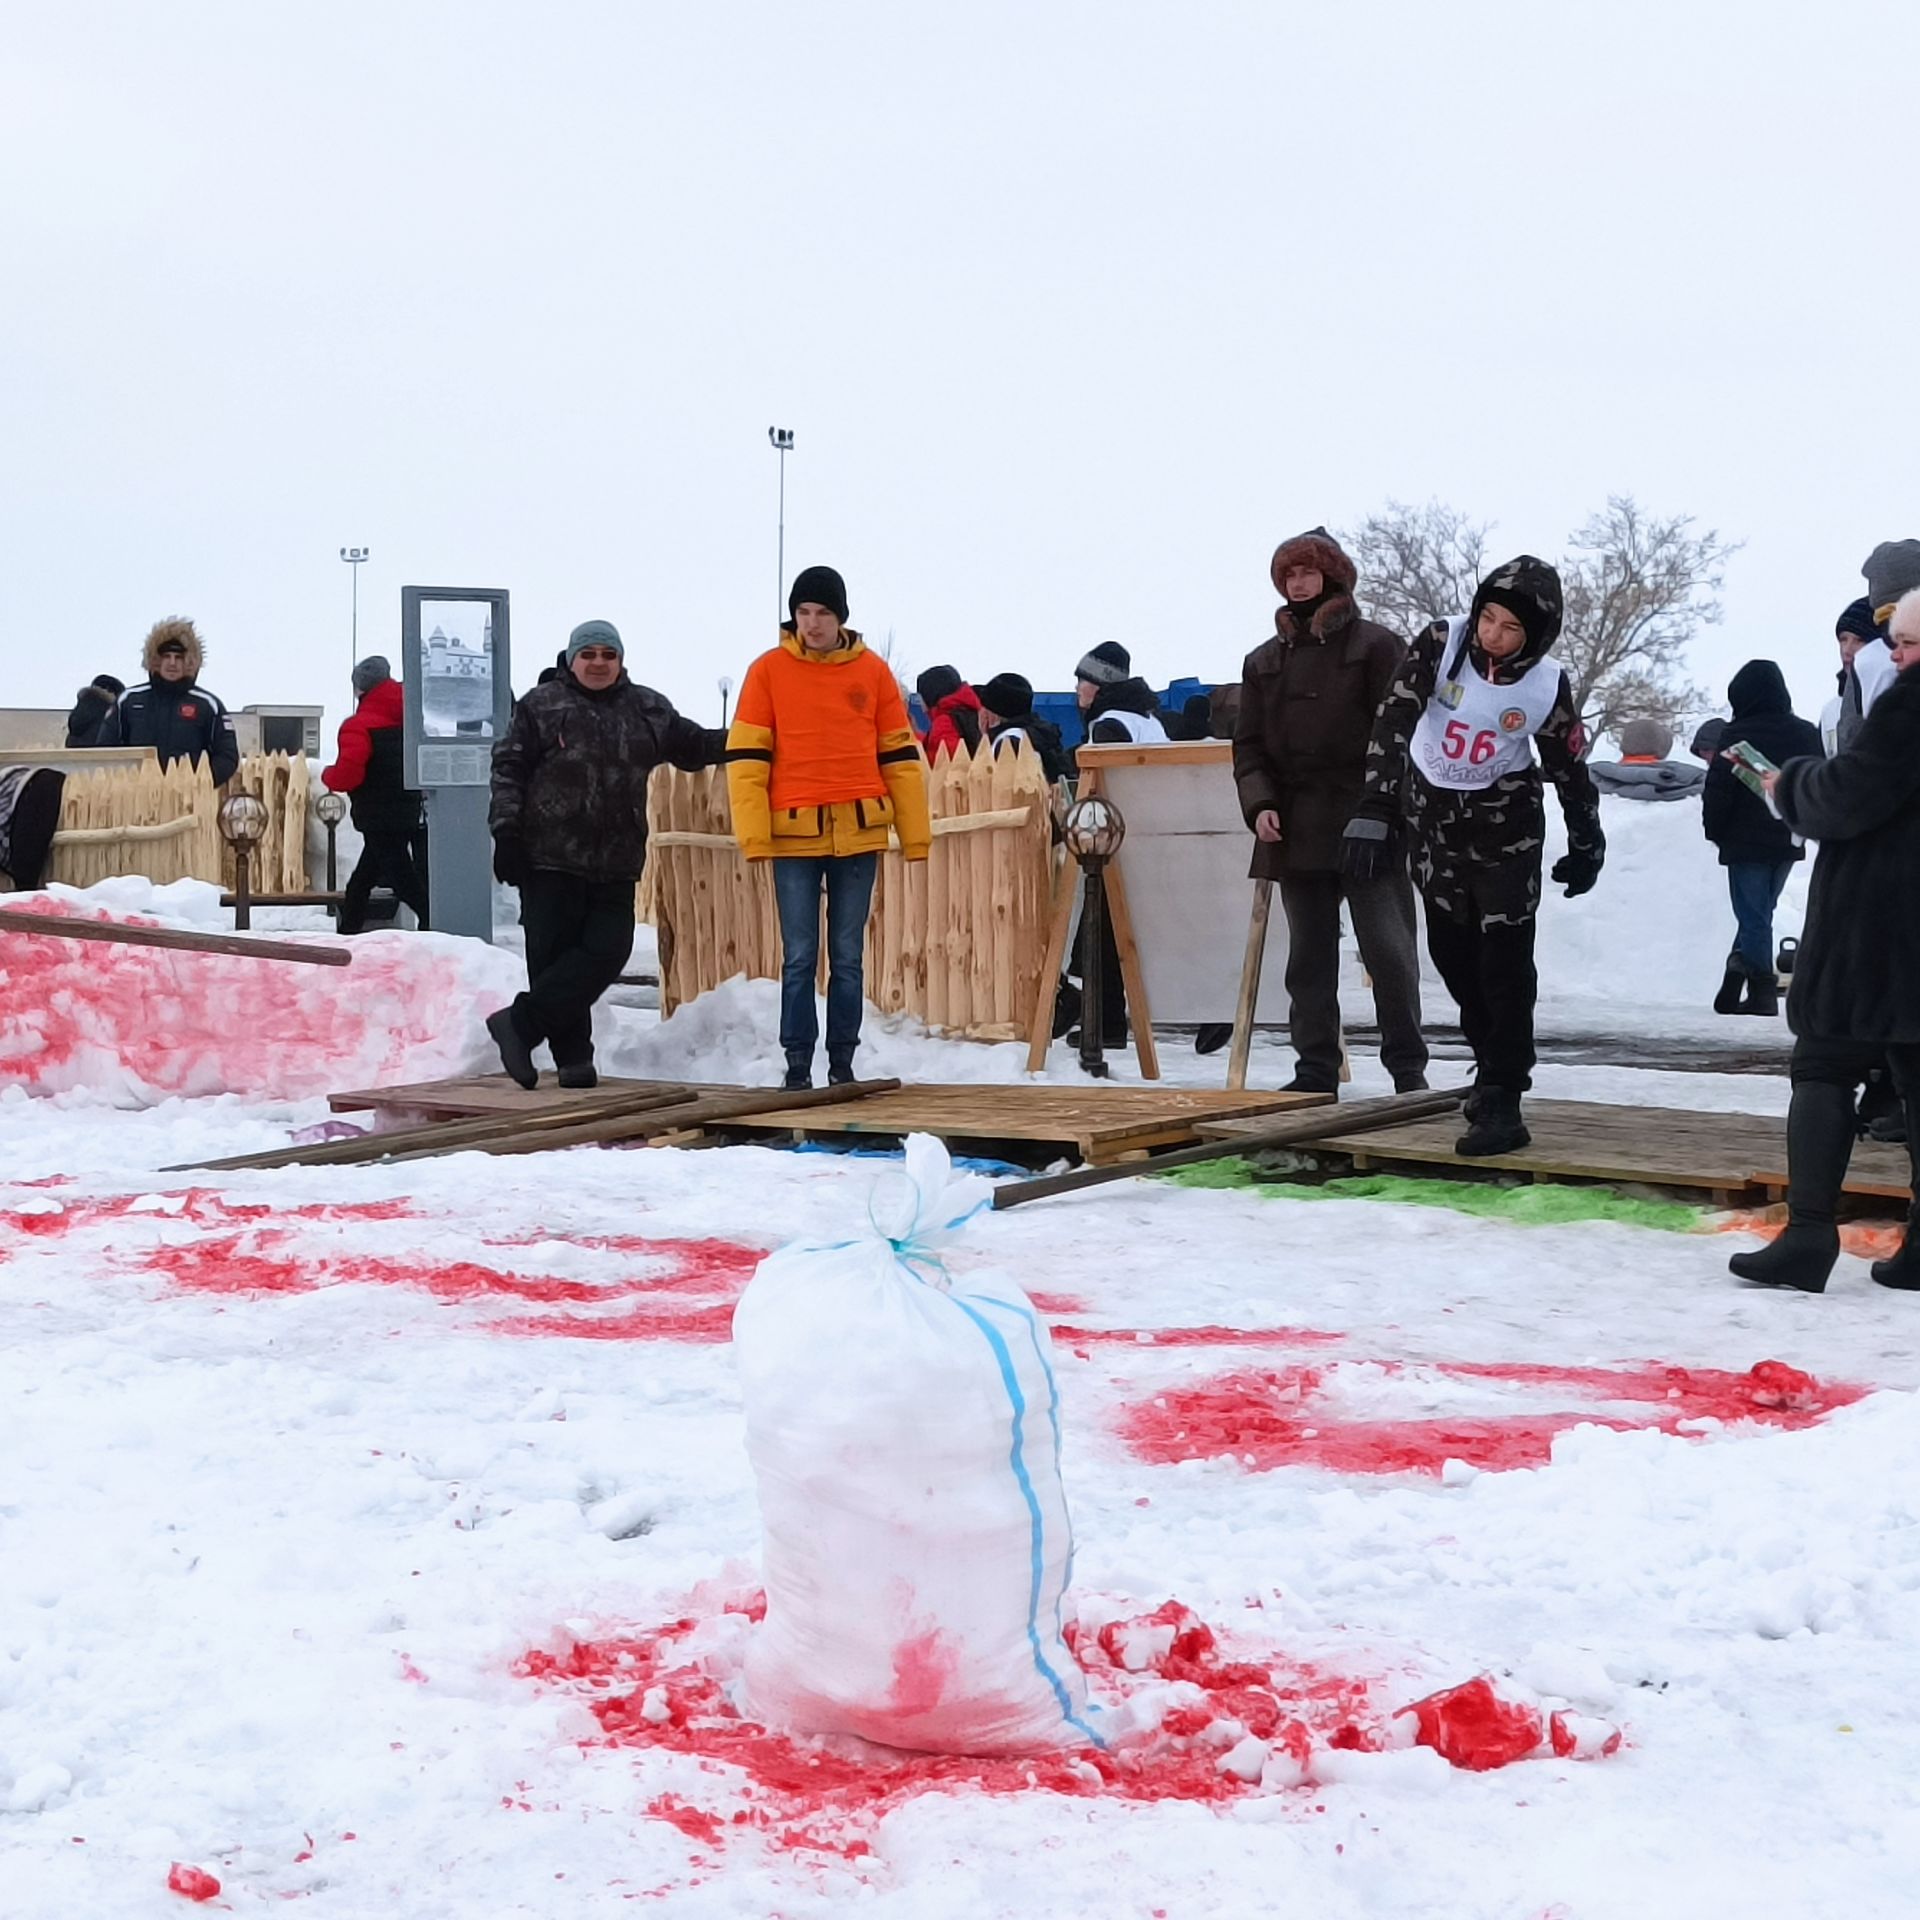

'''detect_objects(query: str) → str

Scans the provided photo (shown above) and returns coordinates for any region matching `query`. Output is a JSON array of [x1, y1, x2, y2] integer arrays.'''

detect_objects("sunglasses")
[[574, 647, 621, 664]]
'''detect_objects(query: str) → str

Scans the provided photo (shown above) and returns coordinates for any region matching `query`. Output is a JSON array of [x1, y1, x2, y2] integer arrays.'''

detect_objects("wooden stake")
[[1025, 852, 1080, 1072], [1101, 850, 1159, 1082], [1226, 877, 1273, 1092], [0, 908, 350, 968]]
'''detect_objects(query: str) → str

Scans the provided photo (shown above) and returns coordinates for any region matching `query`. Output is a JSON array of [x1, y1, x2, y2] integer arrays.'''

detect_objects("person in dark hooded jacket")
[[98, 618, 239, 784], [916, 666, 985, 761], [1729, 589, 1920, 1294], [1076, 643, 1169, 745], [65, 675, 125, 748], [1700, 660, 1822, 1015], [1347, 555, 1604, 1156], [975, 673, 1071, 784]]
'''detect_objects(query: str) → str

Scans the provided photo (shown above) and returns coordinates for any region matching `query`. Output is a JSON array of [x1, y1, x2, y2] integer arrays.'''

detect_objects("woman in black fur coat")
[[1730, 591, 1920, 1293]]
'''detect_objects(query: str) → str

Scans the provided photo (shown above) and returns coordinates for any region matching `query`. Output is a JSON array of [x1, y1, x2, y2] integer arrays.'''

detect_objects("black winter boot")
[[827, 1049, 857, 1087], [1729, 1080, 1854, 1293], [782, 1051, 813, 1092], [1713, 964, 1749, 1015], [486, 1007, 539, 1090], [1456, 1087, 1530, 1157], [1741, 973, 1781, 1017], [1194, 1023, 1233, 1056], [1872, 1213, 1920, 1291], [556, 1062, 598, 1090]]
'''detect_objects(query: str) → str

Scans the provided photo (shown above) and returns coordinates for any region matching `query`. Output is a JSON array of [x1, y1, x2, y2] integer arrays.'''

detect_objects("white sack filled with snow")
[[733, 1133, 1097, 1755]]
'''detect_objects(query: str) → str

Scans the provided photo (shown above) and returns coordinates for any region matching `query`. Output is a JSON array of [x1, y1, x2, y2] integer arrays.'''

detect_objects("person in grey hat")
[[322, 656, 429, 934], [486, 619, 724, 1089], [1837, 541, 1920, 748]]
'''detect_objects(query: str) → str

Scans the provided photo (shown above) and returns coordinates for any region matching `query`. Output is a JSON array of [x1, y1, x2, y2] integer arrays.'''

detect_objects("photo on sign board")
[[418, 600, 497, 740]]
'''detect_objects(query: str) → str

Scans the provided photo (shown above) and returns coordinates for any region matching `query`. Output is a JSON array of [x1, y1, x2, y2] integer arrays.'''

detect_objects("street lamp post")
[[718, 674, 734, 730], [767, 428, 793, 618], [1063, 795, 1128, 1079], [339, 546, 370, 681]]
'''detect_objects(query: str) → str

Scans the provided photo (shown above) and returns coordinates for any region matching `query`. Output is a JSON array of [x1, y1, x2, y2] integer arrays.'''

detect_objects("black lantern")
[[1062, 794, 1127, 1078], [218, 791, 270, 930], [313, 789, 347, 902]]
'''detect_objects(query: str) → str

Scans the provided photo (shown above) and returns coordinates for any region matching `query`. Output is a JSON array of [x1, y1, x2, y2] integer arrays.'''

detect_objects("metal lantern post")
[[1062, 794, 1128, 1079], [339, 546, 370, 682], [718, 674, 734, 730], [313, 789, 347, 902], [218, 791, 271, 931], [767, 427, 793, 617]]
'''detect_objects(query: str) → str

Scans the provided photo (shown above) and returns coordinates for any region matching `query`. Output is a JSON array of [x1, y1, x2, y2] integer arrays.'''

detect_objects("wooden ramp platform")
[[330, 1075, 722, 1123], [1200, 1096, 1912, 1205], [713, 1084, 1330, 1165]]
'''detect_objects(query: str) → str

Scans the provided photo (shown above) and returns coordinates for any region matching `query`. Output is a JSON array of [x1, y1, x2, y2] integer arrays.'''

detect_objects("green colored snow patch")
[[1161, 1159, 1704, 1232]]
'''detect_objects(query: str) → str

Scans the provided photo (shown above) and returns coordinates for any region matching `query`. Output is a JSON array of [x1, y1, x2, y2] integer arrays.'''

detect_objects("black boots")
[[1457, 1087, 1529, 1157], [782, 1051, 812, 1092], [1872, 1210, 1920, 1291], [1195, 1023, 1233, 1056], [1730, 1080, 1855, 1293], [557, 1063, 598, 1090], [487, 1007, 538, 1090], [1714, 961, 1781, 1016], [1713, 963, 1748, 1015], [827, 1050, 857, 1087]]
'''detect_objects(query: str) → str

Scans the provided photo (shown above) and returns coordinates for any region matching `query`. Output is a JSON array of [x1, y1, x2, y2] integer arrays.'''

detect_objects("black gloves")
[[492, 833, 529, 888], [1552, 850, 1602, 898], [1339, 813, 1394, 883]]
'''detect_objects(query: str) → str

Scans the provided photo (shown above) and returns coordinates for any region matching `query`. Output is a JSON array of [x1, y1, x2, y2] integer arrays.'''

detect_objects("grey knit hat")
[[566, 619, 624, 662], [1863, 540, 1920, 622], [351, 655, 391, 695], [1618, 717, 1673, 759]]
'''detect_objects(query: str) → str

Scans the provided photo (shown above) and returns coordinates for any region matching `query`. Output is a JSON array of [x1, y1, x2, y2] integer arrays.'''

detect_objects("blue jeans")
[[772, 853, 878, 1063], [1727, 861, 1790, 976]]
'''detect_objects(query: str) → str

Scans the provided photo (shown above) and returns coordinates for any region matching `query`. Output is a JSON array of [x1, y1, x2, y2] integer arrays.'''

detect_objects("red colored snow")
[[1401, 1677, 1544, 1771], [146, 1229, 760, 1342], [166, 1862, 222, 1901], [646, 1795, 724, 1848], [886, 1629, 959, 1716], [0, 900, 491, 1101], [516, 1592, 1448, 1858], [1117, 1357, 1867, 1475]]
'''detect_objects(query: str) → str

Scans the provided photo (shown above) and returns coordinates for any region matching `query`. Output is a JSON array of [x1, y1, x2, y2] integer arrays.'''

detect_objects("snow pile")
[[0, 880, 522, 1105], [735, 1137, 1092, 1752]]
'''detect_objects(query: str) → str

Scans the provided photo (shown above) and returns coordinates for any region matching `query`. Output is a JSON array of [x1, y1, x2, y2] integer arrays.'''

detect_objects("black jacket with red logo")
[[99, 679, 241, 785]]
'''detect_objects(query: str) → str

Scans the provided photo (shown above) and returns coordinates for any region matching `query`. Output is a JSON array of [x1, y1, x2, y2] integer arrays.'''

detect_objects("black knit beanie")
[[1836, 596, 1882, 644], [91, 673, 126, 698], [975, 672, 1034, 715], [1075, 640, 1132, 687], [916, 664, 964, 707], [788, 565, 849, 623]]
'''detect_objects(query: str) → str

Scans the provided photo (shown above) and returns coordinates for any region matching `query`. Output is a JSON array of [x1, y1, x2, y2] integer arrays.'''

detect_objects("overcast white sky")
[[3, 0, 1912, 737]]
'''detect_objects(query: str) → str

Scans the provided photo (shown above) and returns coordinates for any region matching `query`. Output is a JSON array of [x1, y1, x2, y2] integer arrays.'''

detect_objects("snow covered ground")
[[5, 800, 1916, 1919]]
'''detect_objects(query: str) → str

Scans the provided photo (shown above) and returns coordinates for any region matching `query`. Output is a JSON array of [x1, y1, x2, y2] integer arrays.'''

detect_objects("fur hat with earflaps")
[[1269, 526, 1361, 639], [143, 616, 204, 679]]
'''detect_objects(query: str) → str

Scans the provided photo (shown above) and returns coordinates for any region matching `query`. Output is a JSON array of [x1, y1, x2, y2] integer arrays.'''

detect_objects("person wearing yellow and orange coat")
[[728, 566, 931, 1089]]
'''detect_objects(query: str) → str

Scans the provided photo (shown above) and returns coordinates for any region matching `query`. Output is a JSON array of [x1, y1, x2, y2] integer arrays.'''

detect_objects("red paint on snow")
[[166, 1862, 222, 1901], [1054, 1324, 1345, 1349], [1117, 1357, 1866, 1476], [0, 899, 490, 1100], [516, 1592, 1477, 1859], [1400, 1677, 1543, 1771]]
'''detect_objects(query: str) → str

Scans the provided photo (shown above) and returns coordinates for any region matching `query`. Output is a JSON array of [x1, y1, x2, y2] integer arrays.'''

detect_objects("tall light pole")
[[767, 427, 793, 620], [339, 546, 370, 681]]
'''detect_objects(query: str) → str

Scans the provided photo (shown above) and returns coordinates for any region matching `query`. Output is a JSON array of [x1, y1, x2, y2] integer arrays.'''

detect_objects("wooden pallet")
[[1198, 1096, 1912, 1205], [329, 1074, 722, 1123], [715, 1084, 1331, 1165]]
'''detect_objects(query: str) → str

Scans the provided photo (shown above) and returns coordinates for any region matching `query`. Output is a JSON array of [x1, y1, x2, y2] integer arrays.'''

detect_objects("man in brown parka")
[[1232, 527, 1428, 1094]]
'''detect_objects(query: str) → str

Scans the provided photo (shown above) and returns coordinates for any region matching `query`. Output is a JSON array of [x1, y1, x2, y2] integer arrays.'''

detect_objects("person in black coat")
[[321, 657, 429, 934], [974, 673, 1072, 784], [1699, 660, 1823, 1015], [1729, 591, 1920, 1294], [65, 675, 125, 747], [97, 618, 240, 784]]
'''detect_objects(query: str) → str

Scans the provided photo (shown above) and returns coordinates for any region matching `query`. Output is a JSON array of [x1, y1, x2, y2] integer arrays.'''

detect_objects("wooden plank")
[[967, 746, 997, 1033], [1024, 851, 1079, 1072], [925, 761, 950, 1033], [1101, 850, 1160, 1081], [0, 907, 350, 968], [1226, 878, 1272, 1092], [943, 755, 970, 1033], [330, 1073, 702, 1119], [992, 1090, 1464, 1208], [1074, 742, 1232, 769]]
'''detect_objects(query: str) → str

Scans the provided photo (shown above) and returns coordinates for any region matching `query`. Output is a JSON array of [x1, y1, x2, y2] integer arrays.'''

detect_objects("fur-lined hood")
[[143, 616, 204, 680], [1270, 527, 1361, 641]]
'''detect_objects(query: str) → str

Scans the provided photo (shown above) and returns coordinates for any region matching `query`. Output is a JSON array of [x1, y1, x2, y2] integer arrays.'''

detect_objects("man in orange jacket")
[[728, 565, 931, 1088]]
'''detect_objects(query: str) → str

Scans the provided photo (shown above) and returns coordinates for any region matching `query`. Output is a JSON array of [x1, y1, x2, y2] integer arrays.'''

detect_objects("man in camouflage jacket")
[[1344, 555, 1604, 1154]]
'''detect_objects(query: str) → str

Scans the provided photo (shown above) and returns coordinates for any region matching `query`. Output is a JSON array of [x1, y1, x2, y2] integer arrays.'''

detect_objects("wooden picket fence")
[[46, 752, 313, 893], [646, 740, 1058, 1041]]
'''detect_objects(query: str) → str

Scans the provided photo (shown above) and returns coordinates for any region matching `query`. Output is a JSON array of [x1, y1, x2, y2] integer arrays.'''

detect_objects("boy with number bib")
[[1343, 556, 1604, 1156]]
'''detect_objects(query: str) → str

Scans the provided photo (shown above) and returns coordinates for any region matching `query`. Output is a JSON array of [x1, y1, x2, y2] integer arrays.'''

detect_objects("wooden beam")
[[1226, 878, 1272, 1093], [220, 892, 348, 907], [0, 908, 350, 968], [1025, 852, 1080, 1072], [1101, 852, 1159, 1082], [989, 1088, 1464, 1209]]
